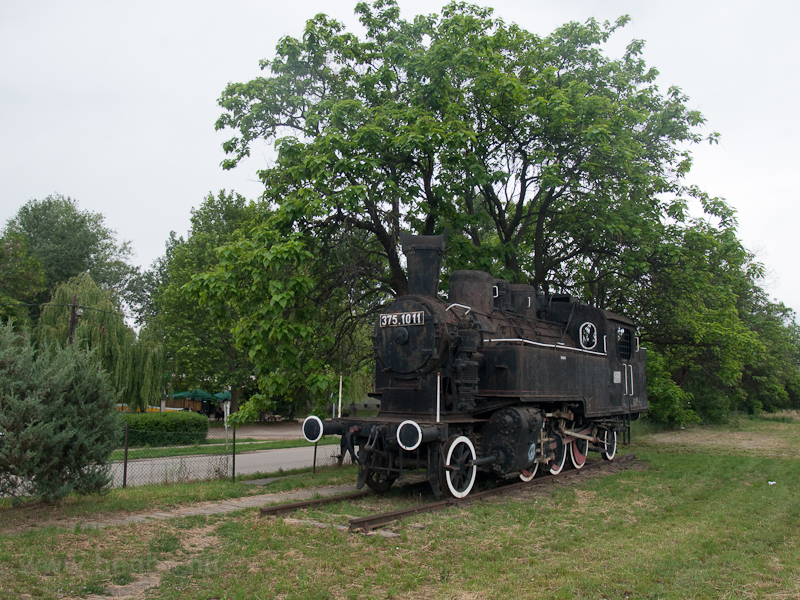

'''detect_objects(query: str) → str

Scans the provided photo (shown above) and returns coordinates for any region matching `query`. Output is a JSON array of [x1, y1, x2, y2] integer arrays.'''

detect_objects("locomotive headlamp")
[[397, 420, 423, 451], [302, 415, 345, 444], [397, 420, 440, 451], [302, 415, 324, 444]]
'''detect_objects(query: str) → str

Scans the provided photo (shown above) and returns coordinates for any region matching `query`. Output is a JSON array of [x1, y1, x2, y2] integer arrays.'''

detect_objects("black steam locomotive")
[[303, 233, 647, 498]]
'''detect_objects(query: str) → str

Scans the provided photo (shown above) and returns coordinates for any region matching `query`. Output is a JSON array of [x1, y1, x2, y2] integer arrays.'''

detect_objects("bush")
[[120, 411, 209, 446], [0, 322, 120, 503], [645, 351, 701, 426]]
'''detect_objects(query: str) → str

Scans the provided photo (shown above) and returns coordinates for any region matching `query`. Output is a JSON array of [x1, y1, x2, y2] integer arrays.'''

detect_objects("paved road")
[[110, 444, 343, 488], [236, 444, 341, 474]]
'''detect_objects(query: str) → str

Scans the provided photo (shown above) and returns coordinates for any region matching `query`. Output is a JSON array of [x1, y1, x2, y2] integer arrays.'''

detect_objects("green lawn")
[[1, 415, 799, 599]]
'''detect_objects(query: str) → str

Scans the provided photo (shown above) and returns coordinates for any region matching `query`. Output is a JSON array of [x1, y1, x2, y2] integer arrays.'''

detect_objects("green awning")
[[173, 389, 216, 400]]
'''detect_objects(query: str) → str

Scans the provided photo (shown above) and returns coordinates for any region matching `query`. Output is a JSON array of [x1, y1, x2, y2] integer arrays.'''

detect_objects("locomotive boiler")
[[303, 232, 647, 498]]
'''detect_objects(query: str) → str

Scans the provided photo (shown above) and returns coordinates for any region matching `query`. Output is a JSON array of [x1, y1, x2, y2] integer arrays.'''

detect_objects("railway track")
[[260, 453, 636, 533]]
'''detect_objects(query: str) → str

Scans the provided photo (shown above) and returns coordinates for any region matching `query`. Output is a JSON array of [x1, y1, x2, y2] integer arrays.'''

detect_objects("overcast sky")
[[2, 1, 798, 312]]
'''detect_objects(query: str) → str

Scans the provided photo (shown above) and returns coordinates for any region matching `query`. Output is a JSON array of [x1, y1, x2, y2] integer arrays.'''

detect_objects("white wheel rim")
[[445, 436, 477, 498], [603, 430, 617, 460], [302, 415, 324, 443], [519, 462, 538, 482], [549, 435, 567, 475], [570, 439, 589, 469]]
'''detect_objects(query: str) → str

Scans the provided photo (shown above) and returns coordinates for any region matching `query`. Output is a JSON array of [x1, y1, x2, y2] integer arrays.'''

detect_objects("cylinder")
[[449, 270, 494, 313]]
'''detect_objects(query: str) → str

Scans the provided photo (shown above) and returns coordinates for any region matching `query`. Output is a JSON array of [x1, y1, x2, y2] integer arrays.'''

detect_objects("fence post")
[[232, 423, 236, 483], [123, 423, 129, 489]]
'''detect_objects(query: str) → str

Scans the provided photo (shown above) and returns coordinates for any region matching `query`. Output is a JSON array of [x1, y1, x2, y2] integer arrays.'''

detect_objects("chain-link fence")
[[109, 424, 236, 488]]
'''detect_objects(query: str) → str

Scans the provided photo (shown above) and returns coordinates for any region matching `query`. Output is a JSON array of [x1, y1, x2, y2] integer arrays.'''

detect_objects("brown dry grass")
[[81, 523, 221, 600], [642, 425, 800, 458], [769, 409, 800, 420]]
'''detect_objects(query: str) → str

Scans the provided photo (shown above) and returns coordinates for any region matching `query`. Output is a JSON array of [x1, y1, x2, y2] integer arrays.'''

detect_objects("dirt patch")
[[84, 560, 178, 599], [644, 428, 799, 458], [178, 524, 220, 552], [84, 525, 220, 600], [1, 484, 359, 537], [1, 508, 139, 537]]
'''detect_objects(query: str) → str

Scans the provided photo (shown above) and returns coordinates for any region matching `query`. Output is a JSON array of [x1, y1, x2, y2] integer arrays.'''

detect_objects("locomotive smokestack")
[[400, 230, 448, 297]]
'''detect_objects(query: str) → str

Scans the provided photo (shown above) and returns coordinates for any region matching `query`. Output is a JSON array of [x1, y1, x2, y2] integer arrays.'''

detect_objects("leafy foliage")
[[0, 322, 120, 503], [119, 411, 209, 446], [145, 191, 259, 412], [203, 1, 799, 423], [217, 2, 709, 290], [736, 289, 800, 414], [37, 274, 165, 412], [0, 232, 45, 322], [4, 194, 141, 319], [644, 352, 698, 426], [189, 229, 353, 421], [620, 202, 800, 422]]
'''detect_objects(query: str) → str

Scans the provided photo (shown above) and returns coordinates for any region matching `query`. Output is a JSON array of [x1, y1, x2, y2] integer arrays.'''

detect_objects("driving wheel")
[[442, 435, 477, 498]]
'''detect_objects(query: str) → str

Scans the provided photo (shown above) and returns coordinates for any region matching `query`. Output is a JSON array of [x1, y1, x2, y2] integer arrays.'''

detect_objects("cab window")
[[616, 327, 632, 360]]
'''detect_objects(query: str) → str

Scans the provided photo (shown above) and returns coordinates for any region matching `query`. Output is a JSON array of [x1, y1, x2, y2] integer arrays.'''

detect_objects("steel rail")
[[349, 453, 636, 532], [258, 453, 635, 527], [259, 490, 371, 517]]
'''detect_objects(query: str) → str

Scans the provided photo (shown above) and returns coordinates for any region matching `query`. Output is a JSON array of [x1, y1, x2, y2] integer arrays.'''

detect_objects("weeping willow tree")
[[37, 273, 165, 412]]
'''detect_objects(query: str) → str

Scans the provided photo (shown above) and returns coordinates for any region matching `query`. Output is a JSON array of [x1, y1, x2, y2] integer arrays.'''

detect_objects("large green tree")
[[147, 191, 259, 412], [37, 274, 164, 412], [602, 194, 800, 422], [204, 1, 714, 418], [4, 194, 140, 318], [0, 232, 45, 322], [216, 1, 712, 293], [201, 0, 798, 423], [190, 223, 376, 420], [737, 295, 800, 414]]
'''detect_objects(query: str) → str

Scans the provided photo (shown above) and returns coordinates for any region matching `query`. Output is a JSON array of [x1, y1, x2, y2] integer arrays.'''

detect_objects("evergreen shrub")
[[0, 322, 120, 503], [120, 411, 209, 446]]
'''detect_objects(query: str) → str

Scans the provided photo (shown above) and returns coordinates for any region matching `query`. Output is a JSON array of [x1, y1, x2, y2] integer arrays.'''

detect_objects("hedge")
[[120, 411, 209, 447]]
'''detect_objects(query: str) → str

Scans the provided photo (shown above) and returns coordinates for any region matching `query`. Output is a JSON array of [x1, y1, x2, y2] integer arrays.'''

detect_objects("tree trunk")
[[230, 387, 241, 414]]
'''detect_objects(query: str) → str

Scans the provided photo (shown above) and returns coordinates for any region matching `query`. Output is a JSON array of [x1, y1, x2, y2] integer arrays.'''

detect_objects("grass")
[[0, 464, 359, 532], [109, 435, 339, 461], [0, 515, 216, 598], [631, 415, 800, 459], [1, 414, 799, 599]]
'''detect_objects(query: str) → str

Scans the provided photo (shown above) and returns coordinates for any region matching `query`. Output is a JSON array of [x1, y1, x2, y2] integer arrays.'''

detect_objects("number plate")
[[380, 311, 424, 327]]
